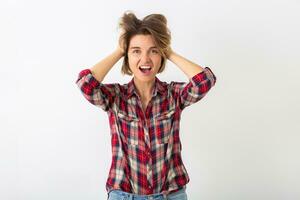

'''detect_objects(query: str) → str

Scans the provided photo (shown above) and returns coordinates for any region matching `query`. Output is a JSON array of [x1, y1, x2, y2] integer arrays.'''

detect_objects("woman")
[[76, 12, 216, 200]]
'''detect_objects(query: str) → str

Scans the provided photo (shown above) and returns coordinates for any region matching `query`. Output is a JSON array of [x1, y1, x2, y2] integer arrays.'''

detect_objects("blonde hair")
[[118, 11, 171, 75]]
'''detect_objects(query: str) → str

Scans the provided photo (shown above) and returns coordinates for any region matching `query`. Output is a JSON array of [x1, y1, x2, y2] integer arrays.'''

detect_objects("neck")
[[133, 77, 155, 100]]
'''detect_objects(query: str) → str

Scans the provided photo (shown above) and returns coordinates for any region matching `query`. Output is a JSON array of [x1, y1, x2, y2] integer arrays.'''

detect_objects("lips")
[[139, 65, 152, 69], [139, 65, 152, 73], [139, 65, 152, 75]]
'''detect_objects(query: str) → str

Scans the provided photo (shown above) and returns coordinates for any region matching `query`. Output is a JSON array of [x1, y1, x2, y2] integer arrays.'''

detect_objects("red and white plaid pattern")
[[76, 67, 216, 195]]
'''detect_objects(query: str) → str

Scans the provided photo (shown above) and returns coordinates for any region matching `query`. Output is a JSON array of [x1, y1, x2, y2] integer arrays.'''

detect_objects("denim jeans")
[[107, 187, 188, 200]]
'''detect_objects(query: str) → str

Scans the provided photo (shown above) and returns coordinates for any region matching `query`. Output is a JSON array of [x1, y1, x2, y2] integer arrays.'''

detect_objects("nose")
[[140, 52, 151, 62]]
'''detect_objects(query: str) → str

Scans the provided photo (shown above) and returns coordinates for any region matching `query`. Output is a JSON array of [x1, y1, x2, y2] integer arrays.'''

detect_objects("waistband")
[[108, 186, 186, 200]]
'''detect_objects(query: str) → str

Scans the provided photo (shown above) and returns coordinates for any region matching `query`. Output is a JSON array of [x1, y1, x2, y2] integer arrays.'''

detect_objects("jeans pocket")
[[108, 190, 128, 200], [108, 192, 127, 200], [167, 189, 188, 200]]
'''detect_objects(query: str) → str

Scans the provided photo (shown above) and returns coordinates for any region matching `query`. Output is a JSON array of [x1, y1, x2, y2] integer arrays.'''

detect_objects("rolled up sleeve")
[[75, 68, 118, 112], [171, 67, 217, 110]]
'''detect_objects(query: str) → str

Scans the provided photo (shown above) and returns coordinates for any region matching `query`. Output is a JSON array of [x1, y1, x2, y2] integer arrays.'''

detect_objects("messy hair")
[[118, 11, 171, 75]]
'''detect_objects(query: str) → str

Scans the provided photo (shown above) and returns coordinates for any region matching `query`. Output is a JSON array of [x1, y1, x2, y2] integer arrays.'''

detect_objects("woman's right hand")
[[117, 28, 125, 55]]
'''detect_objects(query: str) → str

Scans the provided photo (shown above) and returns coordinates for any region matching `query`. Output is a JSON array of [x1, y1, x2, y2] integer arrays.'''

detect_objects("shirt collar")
[[127, 76, 167, 98]]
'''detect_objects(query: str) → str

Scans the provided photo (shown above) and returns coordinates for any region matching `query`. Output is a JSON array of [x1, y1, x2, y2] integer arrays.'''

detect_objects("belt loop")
[[163, 193, 167, 200], [129, 193, 134, 200], [162, 192, 168, 200]]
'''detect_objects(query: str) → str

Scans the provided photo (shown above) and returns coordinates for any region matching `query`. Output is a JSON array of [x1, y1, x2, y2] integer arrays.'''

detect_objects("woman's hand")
[[166, 46, 173, 59], [167, 48, 204, 79], [117, 29, 126, 55]]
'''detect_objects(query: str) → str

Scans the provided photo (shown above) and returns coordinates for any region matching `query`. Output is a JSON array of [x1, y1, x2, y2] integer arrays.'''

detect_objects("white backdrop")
[[1, 0, 300, 200]]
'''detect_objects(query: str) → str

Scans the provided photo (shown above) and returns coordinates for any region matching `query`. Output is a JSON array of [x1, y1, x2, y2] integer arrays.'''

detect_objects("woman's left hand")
[[166, 46, 173, 59]]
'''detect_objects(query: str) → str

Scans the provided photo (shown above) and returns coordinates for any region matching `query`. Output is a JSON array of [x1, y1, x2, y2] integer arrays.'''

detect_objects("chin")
[[134, 75, 156, 82]]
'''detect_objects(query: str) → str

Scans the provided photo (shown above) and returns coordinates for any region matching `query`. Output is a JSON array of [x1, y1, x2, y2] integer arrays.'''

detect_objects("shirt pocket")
[[117, 111, 139, 146], [154, 109, 175, 144]]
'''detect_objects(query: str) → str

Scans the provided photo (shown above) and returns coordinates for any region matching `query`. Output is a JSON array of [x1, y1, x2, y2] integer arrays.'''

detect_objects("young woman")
[[76, 12, 217, 200]]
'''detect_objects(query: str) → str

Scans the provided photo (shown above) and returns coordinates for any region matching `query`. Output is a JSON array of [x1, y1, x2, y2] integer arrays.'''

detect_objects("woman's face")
[[127, 34, 162, 83]]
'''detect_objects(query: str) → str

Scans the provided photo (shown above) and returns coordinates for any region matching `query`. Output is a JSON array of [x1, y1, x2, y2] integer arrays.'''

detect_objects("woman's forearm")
[[90, 48, 124, 82], [168, 50, 204, 79]]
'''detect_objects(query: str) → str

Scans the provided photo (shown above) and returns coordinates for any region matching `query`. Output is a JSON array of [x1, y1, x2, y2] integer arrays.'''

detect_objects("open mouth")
[[139, 65, 152, 74]]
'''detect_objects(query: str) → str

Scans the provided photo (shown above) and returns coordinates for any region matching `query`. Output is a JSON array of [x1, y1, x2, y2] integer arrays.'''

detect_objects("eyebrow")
[[129, 46, 158, 50]]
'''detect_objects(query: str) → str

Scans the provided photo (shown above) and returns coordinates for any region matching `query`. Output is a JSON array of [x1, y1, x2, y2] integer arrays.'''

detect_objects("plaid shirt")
[[76, 67, 216, 195]]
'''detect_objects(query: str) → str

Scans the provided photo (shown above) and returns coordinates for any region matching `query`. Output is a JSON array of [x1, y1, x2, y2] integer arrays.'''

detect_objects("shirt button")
[[146, 150, 151, 157]]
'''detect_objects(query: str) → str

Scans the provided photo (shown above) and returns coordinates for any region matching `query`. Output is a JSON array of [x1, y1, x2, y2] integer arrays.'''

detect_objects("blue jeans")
[[107, 187, 188, 200]]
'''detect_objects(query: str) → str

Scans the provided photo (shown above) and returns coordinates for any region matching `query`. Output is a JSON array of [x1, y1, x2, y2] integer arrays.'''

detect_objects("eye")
[[151, 49, 159, 54], [132, 49, 140, 54]]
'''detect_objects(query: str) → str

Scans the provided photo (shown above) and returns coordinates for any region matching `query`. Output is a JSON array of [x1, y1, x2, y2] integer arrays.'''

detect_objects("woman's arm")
[[76, 48, 123, 111], [90, 47, 124, 82], [76, 32, 125, 111], [167, 49, 204, 79], [167, 48, 217, 110]]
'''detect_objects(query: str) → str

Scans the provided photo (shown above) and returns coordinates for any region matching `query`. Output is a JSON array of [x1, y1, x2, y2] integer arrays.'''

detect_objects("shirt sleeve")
[[75, 68, 119, 112], [170, 67, 217, 110]]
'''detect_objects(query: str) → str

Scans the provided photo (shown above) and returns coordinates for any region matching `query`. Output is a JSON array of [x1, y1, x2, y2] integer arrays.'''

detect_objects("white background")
[[1, 0, 300, 199]]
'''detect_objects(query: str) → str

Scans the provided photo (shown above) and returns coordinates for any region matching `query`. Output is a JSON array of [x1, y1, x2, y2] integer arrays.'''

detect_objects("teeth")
[[139, 65, 151, 69]]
